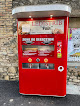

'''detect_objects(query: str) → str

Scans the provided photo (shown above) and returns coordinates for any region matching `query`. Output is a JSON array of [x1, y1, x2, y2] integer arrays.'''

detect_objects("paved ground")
[[0, 81, 80, 106]]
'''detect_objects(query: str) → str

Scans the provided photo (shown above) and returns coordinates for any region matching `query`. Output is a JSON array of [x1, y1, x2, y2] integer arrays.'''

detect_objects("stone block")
[[4, 75, 9, 80], [78, 71, 80, 76], [8, 73, 16, 76], [78, 77, 80, 80], [3, 67, 8, 72], [67, 81, 74, 85], [11, 63, 18, 67], [69, 79, 73, 82], [73, 79, 80, 83], [74, 72, 78, 77], [8, 54, 15, 56], [8, 67, 17, 74], [0, 68, 4, 72]]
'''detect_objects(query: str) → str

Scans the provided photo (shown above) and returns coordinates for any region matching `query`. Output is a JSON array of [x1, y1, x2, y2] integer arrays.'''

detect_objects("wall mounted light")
[[50, 15, 53, 18], [29, 16, 32, 18]]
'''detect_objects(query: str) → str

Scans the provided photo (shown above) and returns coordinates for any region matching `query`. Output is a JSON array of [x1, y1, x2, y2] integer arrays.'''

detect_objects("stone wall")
[[0, 0, 18, 80], [0, 0, 13, 37], [0, 33, 18, 80], [0, 0, 80, 86], [69, 18, 80, 28], [67, 67, 80, 86]]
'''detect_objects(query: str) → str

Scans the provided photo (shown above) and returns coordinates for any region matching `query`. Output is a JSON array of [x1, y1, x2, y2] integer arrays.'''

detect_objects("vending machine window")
[[22, 63, 54, 69], [22, 45, 54, 57], [22, 63, 39, 69], [39, 63, 54, 69]]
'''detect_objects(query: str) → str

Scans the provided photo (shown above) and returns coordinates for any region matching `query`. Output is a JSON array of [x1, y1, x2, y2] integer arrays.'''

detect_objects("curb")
[[67, 84, 80, 95]]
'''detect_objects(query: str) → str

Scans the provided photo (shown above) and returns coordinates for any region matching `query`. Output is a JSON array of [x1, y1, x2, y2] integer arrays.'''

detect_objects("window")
[[22, 45, 54, 57], [22, 63, 54, 69]]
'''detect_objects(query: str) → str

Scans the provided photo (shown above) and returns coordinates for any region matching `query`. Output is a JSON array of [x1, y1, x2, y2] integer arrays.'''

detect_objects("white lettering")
[[36, 38, 54, 41], [31, 38, 35, 41], [22, 38, 30, 41], [22, 38, 54, 42]]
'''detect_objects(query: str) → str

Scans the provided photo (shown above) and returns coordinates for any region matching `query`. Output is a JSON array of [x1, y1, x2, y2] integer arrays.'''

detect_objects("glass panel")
[[22, 63, 54, 69], [22, 63, 39, 69], [22, 45, 38, 56], [18, 20, 64, 35], [22, 45, 54, 57], [38, 46, 54, 57], [40, 63, 54, 69]]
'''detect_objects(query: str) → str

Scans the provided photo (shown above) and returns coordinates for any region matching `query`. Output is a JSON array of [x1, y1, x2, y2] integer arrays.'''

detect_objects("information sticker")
[[22, 24, 30, 33], [57, 41, 62, 58]]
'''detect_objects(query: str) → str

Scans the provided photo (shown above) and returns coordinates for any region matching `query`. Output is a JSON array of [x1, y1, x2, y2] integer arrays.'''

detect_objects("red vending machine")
[[12, 4, 71, 97]]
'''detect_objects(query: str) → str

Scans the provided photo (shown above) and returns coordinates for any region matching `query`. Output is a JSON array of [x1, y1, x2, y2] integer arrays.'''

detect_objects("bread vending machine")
[[12, 4, 71, 97]]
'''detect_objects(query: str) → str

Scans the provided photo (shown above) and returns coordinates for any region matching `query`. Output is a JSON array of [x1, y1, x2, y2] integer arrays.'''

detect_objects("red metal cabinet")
[[17, 17, 69, 97]]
